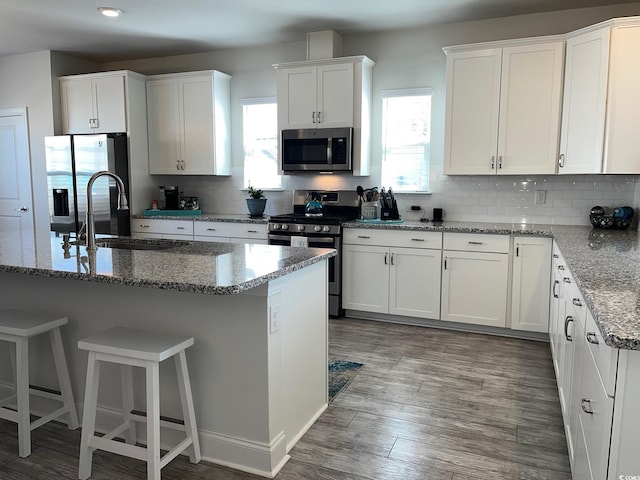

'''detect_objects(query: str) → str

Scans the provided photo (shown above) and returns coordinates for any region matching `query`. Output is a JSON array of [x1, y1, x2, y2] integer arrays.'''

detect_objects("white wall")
[[102, 2, 640, 225]]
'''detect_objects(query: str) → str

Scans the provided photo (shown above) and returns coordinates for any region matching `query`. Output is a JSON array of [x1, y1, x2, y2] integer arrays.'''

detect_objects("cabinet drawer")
[[579, 344, 614, 480], [131, 219, 194, 236], [443, 233, 510, 253], [343, 228, 442, 249], [584, 311, 618, 397], [194, 221, 267, 240]]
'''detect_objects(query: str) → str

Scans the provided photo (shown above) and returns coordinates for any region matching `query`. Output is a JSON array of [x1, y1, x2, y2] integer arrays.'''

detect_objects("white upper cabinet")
[[274, 56, 375, 176], [444, 39, 564, 175], [559, 18, 640, 174], [558, 28, 610, 174], [60, 71, 135, 134], [146, 70, 231, 175]]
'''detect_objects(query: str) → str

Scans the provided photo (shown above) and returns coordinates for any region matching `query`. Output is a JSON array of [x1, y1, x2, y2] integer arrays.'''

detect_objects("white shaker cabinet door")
[[92, 75, 127, 133], [444, 48, 502, 175], [342, 244, 390, 314], [277, 66, 318, 129], [558, 28, 610, 174], [497, 43, 563, 175], [389, 247, 441, 320], [61, 78, 94, 134], [147, 78, 181, 174], [511, 237, 552, 332], [440, 250, 509, 328], [316, 63, 354, 128]]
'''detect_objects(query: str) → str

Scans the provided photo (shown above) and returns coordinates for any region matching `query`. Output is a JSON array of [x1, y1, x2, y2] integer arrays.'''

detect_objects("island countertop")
[[0, 236, 336, 295]]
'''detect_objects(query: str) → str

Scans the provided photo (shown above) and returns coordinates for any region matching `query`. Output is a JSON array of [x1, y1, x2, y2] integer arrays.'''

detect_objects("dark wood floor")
[[0, 318, 571, 480]]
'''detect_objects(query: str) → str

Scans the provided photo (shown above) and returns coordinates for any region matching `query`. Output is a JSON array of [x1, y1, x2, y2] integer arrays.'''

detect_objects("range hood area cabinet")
[[146, 70, 231, 175], [60, 70, 146, 135], [274, 56, 375, 176], [559, 18, 640, 175], [443, 38, 564, 175]]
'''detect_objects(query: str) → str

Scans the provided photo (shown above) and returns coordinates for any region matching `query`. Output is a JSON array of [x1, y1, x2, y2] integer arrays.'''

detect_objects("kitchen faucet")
[[86, 171, 129, 251]]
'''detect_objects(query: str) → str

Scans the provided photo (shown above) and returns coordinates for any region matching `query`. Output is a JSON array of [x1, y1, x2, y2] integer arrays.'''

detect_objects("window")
[[242, 97, 281, 189], [381, 88, 432, 192]]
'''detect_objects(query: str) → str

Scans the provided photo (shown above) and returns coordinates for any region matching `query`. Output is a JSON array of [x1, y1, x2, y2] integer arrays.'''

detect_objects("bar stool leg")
[[79, 352, 101, 480], [146, 361, 161, 480], [49, 327, 79, 430], [120, 365, 137, 445], [175, 351, 201, 463], [15, 337, 30, 458]]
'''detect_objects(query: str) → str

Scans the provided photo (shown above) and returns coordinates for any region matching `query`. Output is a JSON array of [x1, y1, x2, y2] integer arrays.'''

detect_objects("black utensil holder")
[[381, 208, 399, 220]]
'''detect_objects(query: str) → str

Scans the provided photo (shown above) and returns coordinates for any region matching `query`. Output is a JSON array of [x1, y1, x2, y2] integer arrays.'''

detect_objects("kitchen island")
[[0, 236, 336, 477]]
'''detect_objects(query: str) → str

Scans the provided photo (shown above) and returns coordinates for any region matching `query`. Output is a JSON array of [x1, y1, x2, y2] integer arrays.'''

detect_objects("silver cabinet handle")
[[444, 257, 448, 269], [559, 153, 565, 168], [357, 235, 370, 239], [558, 265, 565, 270], [586, 332, 599, 345], [247, 230, 258, 233], [564, 315, 573, 341], [312, 112, 316, 123], [181, 160, 186, 170], [317, 111, 322, 123], [384, 253, 388, 265], [563, 277, 571, 284], [552, 254, 559, 259], [552, 280, 559, 298], [18, 207, 29, 212], [411, 238, 425, 242], [468, 241, 484, 245], [176, 226, 185, 230], [206, 228, 216, 231], [572, 298, 582, 307], [390, 253, 394, 266], [498, 155, 503, 169], [491, 156, 496, 170], [515, 244, 520, 257], [176, 160, 181, 171], [139, 224, 150, 228], [581, 398, 593, 414]]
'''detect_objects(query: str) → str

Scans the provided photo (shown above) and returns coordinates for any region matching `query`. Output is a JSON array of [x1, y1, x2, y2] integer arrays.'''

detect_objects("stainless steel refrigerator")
[[45, 133, 130, 237]]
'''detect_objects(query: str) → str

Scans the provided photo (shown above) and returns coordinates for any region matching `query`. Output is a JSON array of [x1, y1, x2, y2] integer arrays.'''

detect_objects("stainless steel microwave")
[[281, 127, 353, 173]]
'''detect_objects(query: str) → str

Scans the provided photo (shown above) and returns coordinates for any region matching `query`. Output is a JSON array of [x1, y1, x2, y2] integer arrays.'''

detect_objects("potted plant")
[[246, 186, 267, 217]]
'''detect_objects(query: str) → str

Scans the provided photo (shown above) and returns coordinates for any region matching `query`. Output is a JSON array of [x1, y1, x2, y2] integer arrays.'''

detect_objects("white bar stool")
[[77, 327, 201, 480], [0, 308, 79, 458]]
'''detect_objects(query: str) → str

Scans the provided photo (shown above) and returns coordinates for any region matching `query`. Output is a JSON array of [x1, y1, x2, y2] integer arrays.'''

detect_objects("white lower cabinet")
[[441, 233, 510, 328], [511, 237, 552, 333], [193, 221, 267, 244], [131, 218, 193, 240], [342, 229, 442, 319], [550, 240, 640, 479]]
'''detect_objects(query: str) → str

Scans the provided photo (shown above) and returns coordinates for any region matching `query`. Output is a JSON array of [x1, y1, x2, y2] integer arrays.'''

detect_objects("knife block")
[[381, 207, 399, 220]]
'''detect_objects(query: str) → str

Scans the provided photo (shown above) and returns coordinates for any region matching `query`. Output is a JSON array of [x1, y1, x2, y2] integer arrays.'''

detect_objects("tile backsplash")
[[172, 168, 637, 226]]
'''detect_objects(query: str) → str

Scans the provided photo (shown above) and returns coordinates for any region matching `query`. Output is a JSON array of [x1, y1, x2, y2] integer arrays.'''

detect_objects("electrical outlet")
[[269, 304, 280, 334], [535, 190, 546, 205]]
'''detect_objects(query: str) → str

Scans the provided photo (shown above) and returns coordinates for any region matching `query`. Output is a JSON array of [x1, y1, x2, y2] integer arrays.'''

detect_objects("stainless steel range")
[[268, 190, 360, 317]]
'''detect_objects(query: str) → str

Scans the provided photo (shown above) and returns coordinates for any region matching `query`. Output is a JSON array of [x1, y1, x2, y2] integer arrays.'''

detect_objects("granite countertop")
[[131, 213, 268, 224], [0, 236, 335, 295], [345, 220, 640, 350]]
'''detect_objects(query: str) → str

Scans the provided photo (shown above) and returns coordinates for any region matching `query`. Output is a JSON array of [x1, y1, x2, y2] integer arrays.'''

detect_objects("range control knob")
[[322, 226, 331, 232], [271, 223, 280, 230], [314, 226, 322, 232], [281, 224, 289, 231], [297, 225, 305, 232]]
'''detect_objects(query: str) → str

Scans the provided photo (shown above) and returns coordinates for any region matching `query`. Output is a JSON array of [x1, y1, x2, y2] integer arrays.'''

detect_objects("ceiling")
[[0, 0, 637, 62]]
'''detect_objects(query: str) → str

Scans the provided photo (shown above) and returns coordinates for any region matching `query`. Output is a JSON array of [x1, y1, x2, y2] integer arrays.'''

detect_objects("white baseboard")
[[286, 403, 327, 452]]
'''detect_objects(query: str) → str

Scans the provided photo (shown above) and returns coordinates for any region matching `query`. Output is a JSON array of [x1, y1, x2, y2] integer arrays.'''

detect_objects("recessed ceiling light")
[[98, 7, 122, 17]]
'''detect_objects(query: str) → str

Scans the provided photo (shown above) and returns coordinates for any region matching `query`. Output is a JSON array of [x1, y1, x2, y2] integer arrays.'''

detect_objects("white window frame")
[[380, 87, 432, 193], [242, 96, 281, 190]]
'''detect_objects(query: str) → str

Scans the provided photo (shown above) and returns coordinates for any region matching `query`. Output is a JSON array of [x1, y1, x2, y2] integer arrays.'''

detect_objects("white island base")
[[0, 260, 328, 478]]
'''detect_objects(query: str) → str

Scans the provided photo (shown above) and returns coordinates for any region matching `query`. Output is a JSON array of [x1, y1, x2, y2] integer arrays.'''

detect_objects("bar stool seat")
[[0, 308, 79, 458], [78, 327, 201, 480]]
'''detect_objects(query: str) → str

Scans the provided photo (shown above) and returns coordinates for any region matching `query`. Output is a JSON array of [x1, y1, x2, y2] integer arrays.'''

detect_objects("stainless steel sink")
[[95, 238, 192, 251]]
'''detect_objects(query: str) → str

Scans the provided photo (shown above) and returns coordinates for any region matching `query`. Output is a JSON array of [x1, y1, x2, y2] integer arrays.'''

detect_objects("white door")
[[558, 28, 610, 174], [342, 244, 389, 313], [0, 108, 35, 266], [181, 75, 215, 174], [389, 247, 441, 319], [147, 78, 181, 174], [443, 48, 502, 174], [441, 250, 509, 327], [316, 63, 354, 128], [498, 43, 564, 175]]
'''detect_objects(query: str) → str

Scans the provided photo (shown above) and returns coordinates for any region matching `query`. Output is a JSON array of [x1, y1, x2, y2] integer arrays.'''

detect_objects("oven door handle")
[[268, 234, 337, 246]]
